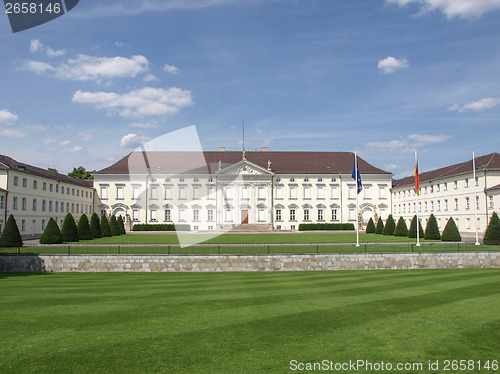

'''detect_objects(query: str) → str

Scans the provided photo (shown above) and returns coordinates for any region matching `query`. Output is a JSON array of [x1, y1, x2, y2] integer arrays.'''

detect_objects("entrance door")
[[241, 210, 249, 224]]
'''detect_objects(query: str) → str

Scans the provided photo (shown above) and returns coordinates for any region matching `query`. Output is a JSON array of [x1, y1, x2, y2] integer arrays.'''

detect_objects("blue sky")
[[0, 0, 499, 178]]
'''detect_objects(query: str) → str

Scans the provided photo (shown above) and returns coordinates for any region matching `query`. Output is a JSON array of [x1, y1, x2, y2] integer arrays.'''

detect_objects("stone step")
[[221, 224, 273, 232]]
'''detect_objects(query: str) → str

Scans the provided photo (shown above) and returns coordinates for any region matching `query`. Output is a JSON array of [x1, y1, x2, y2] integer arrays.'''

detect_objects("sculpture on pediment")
[[218, 160, 222, 171], [267, 160, 272, 170]]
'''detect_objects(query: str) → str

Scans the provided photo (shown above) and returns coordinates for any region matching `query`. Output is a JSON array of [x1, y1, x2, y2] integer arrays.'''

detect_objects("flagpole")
[[415, 151, 421, 247], [473, 152, 480, 246], [355, 151, 360, 247]]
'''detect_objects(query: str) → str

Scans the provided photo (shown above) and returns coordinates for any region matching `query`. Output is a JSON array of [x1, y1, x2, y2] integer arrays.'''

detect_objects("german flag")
[[414, 152, 420, 195]]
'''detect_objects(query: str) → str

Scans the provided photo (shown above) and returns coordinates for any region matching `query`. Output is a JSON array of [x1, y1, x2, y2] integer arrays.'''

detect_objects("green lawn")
[[1, 270, 500, 373]]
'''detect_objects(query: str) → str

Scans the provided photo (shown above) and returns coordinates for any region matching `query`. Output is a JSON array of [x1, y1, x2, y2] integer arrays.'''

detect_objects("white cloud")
[[120, 133, 151, 148], [115, 41, 125, 47], [29, 39, 65, 56], [64, 146, 83, 153], [43, 136, 71, 146], [407, 134, 452, 144], [78, 132, 94, 141], [0, 128, 26, 138], [386, 0, 500, 19], [0, 109, 19, 125], [129, 120, 159, 128], [46, 47, 66, 57], [378, 56, 409, 74], [366, 134, 450, 152], [24, 54, 149, 82], [449, 97, 500, 112], [30, 39, 43, 53], [144, 73, 159, 82], [164, 63, 179, 74], [72, 86, 193, 118]]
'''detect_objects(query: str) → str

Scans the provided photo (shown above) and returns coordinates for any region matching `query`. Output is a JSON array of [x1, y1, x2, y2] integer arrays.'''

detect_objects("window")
[[22, 178, 27, 187], [258, 187, 265, 199], [71, 203, 75, 213], [332, 208, 338, 221], [77, 190, 80, 197], [164, 186, 172, 199], [208, 186, 215, 200], [133, 209, 139, 221], [444, 199, 448, 211], [489, 195, 494, 209], [466, 218, 471, 229], [224, 209, 232, 222], [165, 209, 171, 221], [193, 186, 200, 199], [465, 197, 470, 210], [318, 209, 324, 221], [349, 208, 355, 220], [242, 186, 249, 199], [465, 179, 469, 187], [276, 209, 282, 221], [318, 186, 325, 199], [100, 186, 108, 199], [85, 191, 88, 198], [13, 176, 18, 186], [290, 209, 296, 221], [21, 219, 25, 232], [33, 180, 37, 189], [0, 196, 4, 209], [76, 204, 79, 214], [67, 203, 69, 212], [130, 186, 139, 199], [42, 200, 46, 212], [207, 209, 214, 221], [179, 209, 186, 221], [454, 181, 458, 189], [477, 218, 481, 230], [224, 186, 232, 200], [67, 187, 70, 195], [363, 185, 371, 199], [454, 198, 459, 210], [43, 182, 46, 191], [331, 185, 339, 199], [55, 201, 59, 212], [50, 184, 53, 192], [444, 183, 447, 191], [476, 196, 480, 209], [304, 209, 310, 221], [275, 186, 283, 199], [22, 198, 26, 210], [424, 202, 428, 212], [475, 177, 479, 186], [303, 185, 311, 199], [150, 186, 158, 200], [61, 186, 65, 194], [258, 209, 265, 222], [150, 209, 157, 221], [56, 184, 59, 193], [348, 186, 356, 199], [290, 186, 297, 199], [379, 185, 386, 199], [436, 184, 440, 192], [193, 209, 200, 221], [116, 186, 124, 199]]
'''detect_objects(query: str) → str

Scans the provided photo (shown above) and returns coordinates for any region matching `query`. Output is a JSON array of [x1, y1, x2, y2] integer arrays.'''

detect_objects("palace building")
[[0, 155, 95, 238], [93, 149, 393, 231]]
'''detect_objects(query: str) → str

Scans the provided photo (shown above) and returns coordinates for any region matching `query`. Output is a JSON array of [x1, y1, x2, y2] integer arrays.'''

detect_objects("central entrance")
[[241, 210, 249, 224]]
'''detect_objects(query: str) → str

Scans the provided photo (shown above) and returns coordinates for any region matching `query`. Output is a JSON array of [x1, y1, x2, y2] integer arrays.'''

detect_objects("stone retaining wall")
[[1, 252, 500, 272]]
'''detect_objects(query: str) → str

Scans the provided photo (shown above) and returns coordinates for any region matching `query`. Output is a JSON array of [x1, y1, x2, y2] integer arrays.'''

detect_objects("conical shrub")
[[61, 213, 79, 242], [39, 218, 63, 244], [375, 217, 384, 234], [117, 215, 126, 235], [408, 215, 424, 239], [90, 212, 102, 238], [77, 214, 93, 240], [365, 217, 376, 233], [0, 214, 23, 247], [394, 217, 409, 237], [100, 215, 111, 237], [109, 215, 121, 236], [382, 214, 396, 236], [484, 212, 500, 245], [424, 214, 441, 240], [441, 217, 461, 242]]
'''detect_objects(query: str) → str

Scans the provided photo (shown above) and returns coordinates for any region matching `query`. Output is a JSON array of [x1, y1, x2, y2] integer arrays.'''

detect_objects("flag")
[[352, 155, 363, 194], [414, 152, 420, 195]]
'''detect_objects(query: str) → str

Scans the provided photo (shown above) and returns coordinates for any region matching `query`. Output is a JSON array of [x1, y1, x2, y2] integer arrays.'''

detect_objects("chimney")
[[261, 146, 268, 152], [219, 146, 226, 152]]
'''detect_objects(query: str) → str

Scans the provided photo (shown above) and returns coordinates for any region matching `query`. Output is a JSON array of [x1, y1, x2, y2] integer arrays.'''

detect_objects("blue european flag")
[[352, 158, 363, 194]]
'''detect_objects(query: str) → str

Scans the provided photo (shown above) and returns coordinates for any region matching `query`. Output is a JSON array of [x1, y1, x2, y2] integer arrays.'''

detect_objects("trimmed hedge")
[[109, 215, 121, 236], [365, 218, 376, 234], [117, 216, 126, 235], [90, 212, 102, 238], [441, 217, 461, 242], [394, 217, 408, 237], [484, 212, 500, 245], [0, 214, 23, 247], [408, 215, 424, 239], [100, 216, 111, 237], [132, 224, 191, 232], [40, 218, 63, 244], [298, 223, 355, 231], [424, 214, 441, 240], [375, 218, 384, 234], [77, 214, 93, 240], [61, 213, 79, 242], [382, 215, 396, 236]]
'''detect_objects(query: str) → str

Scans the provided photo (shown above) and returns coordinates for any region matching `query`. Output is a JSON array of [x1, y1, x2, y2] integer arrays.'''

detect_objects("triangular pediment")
[[216, 159, 274, 176]]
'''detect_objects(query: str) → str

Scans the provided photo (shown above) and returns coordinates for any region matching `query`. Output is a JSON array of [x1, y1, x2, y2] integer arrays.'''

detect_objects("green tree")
[[61, 213, 79, 242], [375, 217, 384, 234], [100, 215, 111, 237], [0, 214, 23, 247], [484, 212, 500, 245], [68, 166, 95, 180], [77, 214, 93, 240], [90, 212, 102, 238], [365, 217, 376, 234], [394, 217, 409, 237], [424, 214, 441, 240], [441, 217, 461, 242], [117, 215, 126, 235], [39, 218, 63, 244], [382, 214, 396, 236], [408, 215, 424, 239], [109, 215, 121, 236]]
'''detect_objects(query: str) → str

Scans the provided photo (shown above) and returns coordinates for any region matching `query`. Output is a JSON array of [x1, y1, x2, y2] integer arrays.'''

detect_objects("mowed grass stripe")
[[1, 270, 500, 373]]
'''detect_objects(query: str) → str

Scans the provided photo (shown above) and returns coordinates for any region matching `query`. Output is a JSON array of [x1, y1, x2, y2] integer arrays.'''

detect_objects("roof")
[[95, 151, 391, 175], [0, 155, 94, 188], [486, 183, 500, 192], [393, 152, 500, 189]]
